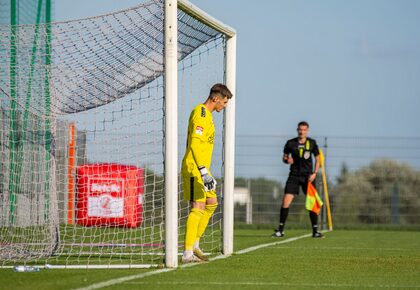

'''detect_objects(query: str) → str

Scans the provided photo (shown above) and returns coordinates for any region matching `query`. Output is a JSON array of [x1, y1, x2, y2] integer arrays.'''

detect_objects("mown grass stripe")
[[74, 232, 317, 290]]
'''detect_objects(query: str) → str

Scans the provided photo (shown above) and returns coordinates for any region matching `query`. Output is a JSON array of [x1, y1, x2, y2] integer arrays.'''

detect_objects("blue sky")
[[56, 0, 420, 138]]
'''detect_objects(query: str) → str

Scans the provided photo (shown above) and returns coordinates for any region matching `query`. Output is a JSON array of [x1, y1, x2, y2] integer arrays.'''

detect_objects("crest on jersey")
[[195, 126, 204, 135], [208, 133, 214, 144], [304, 151, 311, 160]]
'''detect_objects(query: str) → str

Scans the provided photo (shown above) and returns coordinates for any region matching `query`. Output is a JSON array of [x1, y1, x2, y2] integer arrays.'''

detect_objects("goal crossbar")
[[178, 0, 236, 38]]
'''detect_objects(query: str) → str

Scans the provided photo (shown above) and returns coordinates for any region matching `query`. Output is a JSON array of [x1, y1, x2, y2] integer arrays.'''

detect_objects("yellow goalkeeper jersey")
[[181, 104, 215, 177]]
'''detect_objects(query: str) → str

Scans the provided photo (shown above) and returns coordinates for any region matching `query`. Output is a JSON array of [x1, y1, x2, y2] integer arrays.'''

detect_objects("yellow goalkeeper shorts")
[[183, 174, 216, 203]]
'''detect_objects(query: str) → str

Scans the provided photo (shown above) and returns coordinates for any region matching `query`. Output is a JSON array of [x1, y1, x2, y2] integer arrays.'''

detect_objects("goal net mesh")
[[0, 0, 226, 267]]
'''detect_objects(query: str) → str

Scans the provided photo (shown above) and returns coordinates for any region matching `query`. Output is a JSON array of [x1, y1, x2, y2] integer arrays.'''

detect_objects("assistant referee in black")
[[273, 121, 323, 238]]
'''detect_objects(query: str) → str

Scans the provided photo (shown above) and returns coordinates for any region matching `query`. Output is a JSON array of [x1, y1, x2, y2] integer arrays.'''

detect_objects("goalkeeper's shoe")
[[312, 232, 324, 238], [193, 248, 209, 261], [182, 254, 203, 264], [272, 229, 284, 238]]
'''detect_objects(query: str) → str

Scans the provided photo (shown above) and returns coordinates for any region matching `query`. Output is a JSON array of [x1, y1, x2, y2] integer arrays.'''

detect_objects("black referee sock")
[[278, 207, 289, 232], [309, 211, 318, 233]]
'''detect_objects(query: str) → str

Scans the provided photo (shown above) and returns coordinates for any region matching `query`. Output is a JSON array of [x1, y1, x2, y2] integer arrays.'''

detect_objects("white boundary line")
[[74, 232, 318, 290], [235, 233, 313, 254]]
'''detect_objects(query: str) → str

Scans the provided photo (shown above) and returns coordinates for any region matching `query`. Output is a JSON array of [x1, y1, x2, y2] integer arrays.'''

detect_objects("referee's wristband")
[[312, 171, 318, 175]]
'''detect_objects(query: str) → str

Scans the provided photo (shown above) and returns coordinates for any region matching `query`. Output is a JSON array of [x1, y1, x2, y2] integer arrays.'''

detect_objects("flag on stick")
[[305, 182, 323, 215]]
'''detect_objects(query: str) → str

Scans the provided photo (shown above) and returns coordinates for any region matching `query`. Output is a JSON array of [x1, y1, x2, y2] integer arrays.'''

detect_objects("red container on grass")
[[76, 163, 144, 228]]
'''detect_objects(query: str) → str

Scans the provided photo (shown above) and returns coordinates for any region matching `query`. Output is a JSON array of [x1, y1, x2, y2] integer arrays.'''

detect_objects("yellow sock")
[[195, 204, 218, 246], [185, 208, 204, 251]]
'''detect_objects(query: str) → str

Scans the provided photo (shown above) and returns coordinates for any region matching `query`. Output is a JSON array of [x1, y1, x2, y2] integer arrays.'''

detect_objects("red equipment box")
[[76, 163, 144, 228]]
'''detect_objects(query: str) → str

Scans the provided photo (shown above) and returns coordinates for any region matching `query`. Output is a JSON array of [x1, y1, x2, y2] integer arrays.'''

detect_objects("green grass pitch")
[[1, 229, 419, 289]]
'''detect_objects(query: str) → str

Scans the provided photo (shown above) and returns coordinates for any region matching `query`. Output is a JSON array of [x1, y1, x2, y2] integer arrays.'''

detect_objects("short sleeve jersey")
[[181, 104, 215, 176], [284, 137, 319, 176]]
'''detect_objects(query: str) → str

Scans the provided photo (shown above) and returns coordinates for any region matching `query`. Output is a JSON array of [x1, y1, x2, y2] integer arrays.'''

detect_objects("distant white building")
[[234, 186, 252, 224]]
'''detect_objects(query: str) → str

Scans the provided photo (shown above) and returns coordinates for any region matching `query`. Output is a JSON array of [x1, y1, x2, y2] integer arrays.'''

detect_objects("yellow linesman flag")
[[305, 182, 323, 215]]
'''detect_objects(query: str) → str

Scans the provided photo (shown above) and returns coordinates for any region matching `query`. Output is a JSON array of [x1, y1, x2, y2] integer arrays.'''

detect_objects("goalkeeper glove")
[[198, 166, 217, 192]]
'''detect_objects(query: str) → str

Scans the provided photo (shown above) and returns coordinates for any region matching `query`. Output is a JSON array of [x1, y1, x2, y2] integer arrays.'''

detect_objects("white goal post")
[[165, 0, 236, 268]]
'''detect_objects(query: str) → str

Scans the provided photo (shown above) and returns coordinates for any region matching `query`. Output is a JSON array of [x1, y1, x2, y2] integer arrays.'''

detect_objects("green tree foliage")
[[332, 159, 420, 227]]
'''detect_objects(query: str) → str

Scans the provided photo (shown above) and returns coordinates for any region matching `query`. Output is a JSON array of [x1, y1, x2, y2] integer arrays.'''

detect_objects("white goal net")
[[0, 0, 234, 268]]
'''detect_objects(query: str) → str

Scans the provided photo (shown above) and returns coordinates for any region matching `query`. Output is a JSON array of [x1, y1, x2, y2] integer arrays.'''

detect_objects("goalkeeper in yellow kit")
[[181, 83, 233, 263]]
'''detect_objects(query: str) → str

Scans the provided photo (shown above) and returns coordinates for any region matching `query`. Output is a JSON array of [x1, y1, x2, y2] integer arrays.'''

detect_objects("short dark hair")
[[209, 83, 233, 99], [298, 121, 309, 128]]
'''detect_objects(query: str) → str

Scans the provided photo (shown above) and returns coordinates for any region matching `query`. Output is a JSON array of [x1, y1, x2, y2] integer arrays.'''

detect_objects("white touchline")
[[73, 268, 174, 290], [74, 231, 324, 290], [234, 233, 313, 255]]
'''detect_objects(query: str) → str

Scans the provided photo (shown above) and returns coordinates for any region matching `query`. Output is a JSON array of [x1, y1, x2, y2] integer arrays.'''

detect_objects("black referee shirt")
[[283, 137, 320, 176]]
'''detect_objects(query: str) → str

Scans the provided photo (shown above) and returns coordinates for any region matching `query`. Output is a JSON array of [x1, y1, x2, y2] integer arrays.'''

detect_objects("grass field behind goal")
[[1, 229, 419, 290]]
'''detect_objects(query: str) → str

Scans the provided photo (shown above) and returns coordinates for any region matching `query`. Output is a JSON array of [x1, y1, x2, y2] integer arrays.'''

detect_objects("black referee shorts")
[[284, 174, 315, 195]]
